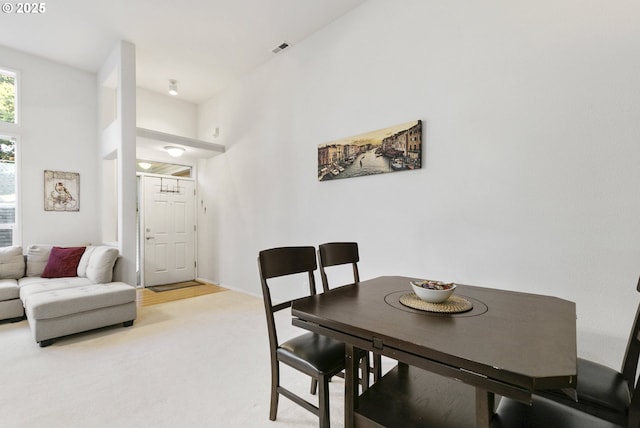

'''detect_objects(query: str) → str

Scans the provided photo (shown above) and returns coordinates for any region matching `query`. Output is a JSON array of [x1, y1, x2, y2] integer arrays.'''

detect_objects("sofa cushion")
[[0, 297, 24, 320], [41, 246, 86, 278], [19, 277, 93, 302], [0, 279, 19, 301], [86, 247, 119, 284], [25, 282, 136, 320], [0, 246, 24, 279], [25, 244, 54, 277]]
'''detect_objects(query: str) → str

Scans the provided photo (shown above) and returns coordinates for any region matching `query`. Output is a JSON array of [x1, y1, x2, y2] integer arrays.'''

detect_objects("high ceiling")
[[0, 0, 367, 104]]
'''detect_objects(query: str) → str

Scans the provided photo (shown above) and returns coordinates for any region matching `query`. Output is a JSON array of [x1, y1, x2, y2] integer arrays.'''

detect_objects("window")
[[0, 69, 17, 124], [0, 135, 16, 247], [136, 159, 192, 177]]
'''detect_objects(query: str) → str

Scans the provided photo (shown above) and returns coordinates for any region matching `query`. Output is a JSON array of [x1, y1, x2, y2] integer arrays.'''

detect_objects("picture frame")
[[318, 120, 422, 181], [44, 170, 79, 211]]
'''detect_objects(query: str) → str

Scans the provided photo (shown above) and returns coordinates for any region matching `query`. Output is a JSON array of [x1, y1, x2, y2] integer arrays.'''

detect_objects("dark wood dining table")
[[291, 276, 577, 428]]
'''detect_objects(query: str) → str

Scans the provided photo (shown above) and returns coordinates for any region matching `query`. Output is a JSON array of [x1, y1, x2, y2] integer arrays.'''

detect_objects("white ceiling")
[[0, 0, 367, 104]]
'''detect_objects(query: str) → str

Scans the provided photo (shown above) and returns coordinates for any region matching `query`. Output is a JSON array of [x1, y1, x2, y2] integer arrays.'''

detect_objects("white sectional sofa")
[[0, 245, 137, 347]]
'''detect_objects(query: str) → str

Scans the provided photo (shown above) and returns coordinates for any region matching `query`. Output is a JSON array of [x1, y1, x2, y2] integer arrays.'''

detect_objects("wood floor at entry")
[[137, 282, 227, 307]]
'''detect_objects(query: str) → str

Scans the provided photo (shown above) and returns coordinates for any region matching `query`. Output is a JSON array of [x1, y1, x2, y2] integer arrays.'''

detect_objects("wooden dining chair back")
[[537, 275, 640, 427], [318, 242, 381, 383], [492, 364, 640, 428], [490, 394, 631, 428], [622, 277, 640, 398], [318, 242, 360, 293], [258, 246, 346, 428]]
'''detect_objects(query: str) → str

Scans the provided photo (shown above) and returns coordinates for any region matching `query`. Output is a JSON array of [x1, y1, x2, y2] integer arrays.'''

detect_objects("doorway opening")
[[137, 160, 196, 288]]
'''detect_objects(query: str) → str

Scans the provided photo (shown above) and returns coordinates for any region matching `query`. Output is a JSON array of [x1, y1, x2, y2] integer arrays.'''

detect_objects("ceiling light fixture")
[[138, 161, 152, 170], [164, 146, 185, 157], [168, 79, 178, 96]]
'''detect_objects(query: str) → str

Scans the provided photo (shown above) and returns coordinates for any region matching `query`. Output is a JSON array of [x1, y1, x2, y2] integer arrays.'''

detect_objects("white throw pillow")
[[77, 246, 96, 277], [25, 244, 54, 277], [86, 246, 119, 284], [0, 245, 25, 279]]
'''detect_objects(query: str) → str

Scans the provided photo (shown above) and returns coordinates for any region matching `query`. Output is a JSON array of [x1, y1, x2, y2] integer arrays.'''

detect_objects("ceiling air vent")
[[272, 42, 289, 54]]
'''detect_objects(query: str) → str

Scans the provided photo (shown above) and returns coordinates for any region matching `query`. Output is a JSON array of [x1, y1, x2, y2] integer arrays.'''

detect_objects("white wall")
[[137, 88, 197, 138], [197, 0, 640, 367], [135, 88, 200, 166], [98, 41, 137, 286], [0, 45, 100, 247]]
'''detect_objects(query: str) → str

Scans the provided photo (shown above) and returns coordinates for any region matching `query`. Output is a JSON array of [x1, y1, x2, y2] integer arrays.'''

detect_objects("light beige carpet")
[[1, 291, 393, 427]]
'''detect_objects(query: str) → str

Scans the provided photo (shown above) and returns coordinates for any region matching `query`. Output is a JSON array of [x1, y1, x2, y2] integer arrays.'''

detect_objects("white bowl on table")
[[410, 280, 456, 303]]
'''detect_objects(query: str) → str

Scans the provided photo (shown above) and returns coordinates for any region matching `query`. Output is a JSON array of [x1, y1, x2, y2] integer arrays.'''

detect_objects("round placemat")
[[399, 293, 473, 313]]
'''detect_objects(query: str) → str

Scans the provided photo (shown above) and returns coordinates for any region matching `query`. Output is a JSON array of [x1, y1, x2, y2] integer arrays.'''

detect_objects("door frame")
[[137, 172, 197, 287]]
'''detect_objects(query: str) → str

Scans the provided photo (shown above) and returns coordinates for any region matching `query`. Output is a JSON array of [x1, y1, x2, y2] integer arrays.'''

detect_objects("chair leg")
[[372, 353, 382, 382], [360, 353, 370, 391], [310, 378, 318, 395], [269, 361, 280, 421], [318, 375, 330, 428]]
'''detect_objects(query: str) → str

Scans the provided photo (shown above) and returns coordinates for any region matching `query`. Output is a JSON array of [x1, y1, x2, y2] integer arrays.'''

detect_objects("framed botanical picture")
[[44, 170, 79, 211]]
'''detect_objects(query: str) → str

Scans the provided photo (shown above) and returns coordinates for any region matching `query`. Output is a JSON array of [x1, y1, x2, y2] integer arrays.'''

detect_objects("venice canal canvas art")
[[318, 120, 422, 181]]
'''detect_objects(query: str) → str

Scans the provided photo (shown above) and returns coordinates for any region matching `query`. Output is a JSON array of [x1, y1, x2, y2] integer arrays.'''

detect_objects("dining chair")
[[536, 275, 640, 427], [489, 395, 630, 428], [258, 246, 348, 428], [318, 242, 382, 383]]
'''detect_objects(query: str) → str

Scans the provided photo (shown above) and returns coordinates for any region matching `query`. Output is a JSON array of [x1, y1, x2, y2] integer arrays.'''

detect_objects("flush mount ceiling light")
[[164, 146, 185, 157], [168, 79, 178, 96], [138, 161, 152, 170]]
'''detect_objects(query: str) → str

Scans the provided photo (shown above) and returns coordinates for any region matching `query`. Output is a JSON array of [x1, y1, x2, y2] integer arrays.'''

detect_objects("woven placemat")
[[399, 293, 473, 313]]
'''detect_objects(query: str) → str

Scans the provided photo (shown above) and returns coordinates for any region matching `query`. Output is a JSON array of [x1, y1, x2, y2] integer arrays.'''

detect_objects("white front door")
[[143, 176, 195, 286]]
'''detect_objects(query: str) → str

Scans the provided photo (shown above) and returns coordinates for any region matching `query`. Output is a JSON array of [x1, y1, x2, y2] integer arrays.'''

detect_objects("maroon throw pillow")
[[41, 246, 86, 278]]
